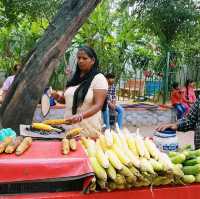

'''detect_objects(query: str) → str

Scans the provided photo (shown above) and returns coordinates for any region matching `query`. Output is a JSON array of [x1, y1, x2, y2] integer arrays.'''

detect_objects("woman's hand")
[[155, 123, 178, 132], [65, 113, 83, 124]]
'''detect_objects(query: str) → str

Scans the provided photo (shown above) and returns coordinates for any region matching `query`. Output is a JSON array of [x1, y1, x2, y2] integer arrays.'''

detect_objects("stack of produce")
[[168, 149, 200, 184], [61, 128, 83, 155], [81, 127, 184, 191], [0, 136, 32, 155]]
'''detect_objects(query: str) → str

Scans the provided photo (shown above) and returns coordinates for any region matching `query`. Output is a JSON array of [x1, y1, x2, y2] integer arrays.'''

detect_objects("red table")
[[0, 141, 93, 183], [2, 184, 200, 199]]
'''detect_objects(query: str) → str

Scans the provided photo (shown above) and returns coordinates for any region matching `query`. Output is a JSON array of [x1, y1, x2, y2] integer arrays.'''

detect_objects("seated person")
[[183, 79, 196, 112], [102, 73, 124, 129], [171, 82, 187, 119], [0, 64, 21, 103]]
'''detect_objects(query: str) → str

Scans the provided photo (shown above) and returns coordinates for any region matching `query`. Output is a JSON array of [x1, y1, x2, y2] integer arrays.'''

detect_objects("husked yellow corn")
[[90, 157, 107, 181], [126, 135, 139, 156], [119, 165, 134, 177], [32, 123, 60, 132], [111, 131, 122, 146], [129, 166, 142, 177], [105, 150, 123, 170], [106, 164, 117, 180], [112, 144, 131, 167], [69, 139, 77, 151], [108, 181, 117, 191], [95, 142, 109, 168], [62, 138, 70, 155], [144, 138, 160, 160], [43, 119, 68, 125], [97, 180, 107, 189], [135, 136, 146, 157], [85, 139, 96, 157], [116, 184, 126, 190], [140, 158, 155, 174], [123, 145, 140, 168], [104, 129, 113, 147], [65, 128, 82, 138], [126, 175, 137, 184], [113, 174, 126, 185], [99, 135, 108, 152]]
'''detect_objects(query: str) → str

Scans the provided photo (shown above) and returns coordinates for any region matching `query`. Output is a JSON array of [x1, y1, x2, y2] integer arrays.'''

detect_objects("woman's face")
[[190, 82, 195, 88], [77, 50, 95, 72]]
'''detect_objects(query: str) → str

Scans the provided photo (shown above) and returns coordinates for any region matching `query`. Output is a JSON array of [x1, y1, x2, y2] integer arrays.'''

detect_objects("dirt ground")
[[127, 125, 194, 149]]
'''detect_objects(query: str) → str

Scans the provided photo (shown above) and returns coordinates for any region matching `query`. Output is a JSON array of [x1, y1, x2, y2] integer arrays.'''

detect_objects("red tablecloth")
[[0, 141, 93, 183], [2, 184, 200, 199]]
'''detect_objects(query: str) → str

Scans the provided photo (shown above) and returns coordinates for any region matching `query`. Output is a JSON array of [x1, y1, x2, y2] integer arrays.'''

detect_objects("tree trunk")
[[0, 0, 101, 133]]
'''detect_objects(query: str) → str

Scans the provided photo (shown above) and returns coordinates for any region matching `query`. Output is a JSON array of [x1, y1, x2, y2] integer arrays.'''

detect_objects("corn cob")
[[119, 165, 134, 177], [104, 129, 113, 147], [158, 152, 173, 171], [0, 137, 13, 153], [112, 144, 131, 167], [97, 180, 107, 189], [149, 158, 163, 171], [116, 184, 126, 190], [108, 181, 117, 191], [129, 166, 141, 177], [144, 138, 160, 160], [106, 164, 117, 180], [89, 157, 107, 181], [43, 119, 70, 125], [105, 150, 123, 170], [111, 131, 122, 146], [135, 135, 146, 157], [113, 174, 126, 185], [126, 134, 139, 157], [65, 128, 82, 139], [99, 135, 108, 152], [140, 157, 155, 174], [85, 139, 96, 157], [32, 123, 60, 132], [123, 145, 140, 168], [69, 139, 77, 151], [16, 137, 32, 155], [5, 136, 23, 154], [126, 175, 137, 184], [62, 138, 70, 155], [80, 137, 88, 147], [95, 141, 109, 168]]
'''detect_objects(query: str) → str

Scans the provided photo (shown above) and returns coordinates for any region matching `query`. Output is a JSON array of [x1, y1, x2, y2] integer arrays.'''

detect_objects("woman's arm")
[[83, 89, 107, 118]]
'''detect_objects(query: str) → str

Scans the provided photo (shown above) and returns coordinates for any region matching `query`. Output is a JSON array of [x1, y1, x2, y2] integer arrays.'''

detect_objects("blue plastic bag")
[[0, 128, 16, 141]]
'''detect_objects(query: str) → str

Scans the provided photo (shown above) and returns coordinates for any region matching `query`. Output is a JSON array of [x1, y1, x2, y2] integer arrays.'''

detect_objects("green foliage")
[[0, 0, 63, 27], [1, 0, 200, 90], [0, 19, 48, 75]]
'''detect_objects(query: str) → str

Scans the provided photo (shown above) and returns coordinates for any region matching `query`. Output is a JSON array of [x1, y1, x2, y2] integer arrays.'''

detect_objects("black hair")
[[185, 79, 194, 100], [66, 46, 99, 114], [185, 79, 193, 87], [172, 82, 179, 89], [105, 73, 115, 79]]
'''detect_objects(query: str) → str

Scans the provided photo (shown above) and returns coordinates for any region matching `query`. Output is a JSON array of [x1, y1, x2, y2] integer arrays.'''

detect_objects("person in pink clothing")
[[0, 64, 21, 103], [183, 79, 196, 113]]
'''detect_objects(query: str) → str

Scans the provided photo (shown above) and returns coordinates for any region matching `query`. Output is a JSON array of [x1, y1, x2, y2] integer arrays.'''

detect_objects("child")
[[171, 82, 187, 119]]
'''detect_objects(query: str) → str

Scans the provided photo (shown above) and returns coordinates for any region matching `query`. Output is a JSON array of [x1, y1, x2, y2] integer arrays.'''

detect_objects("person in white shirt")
[[0, 64, 21, 103]]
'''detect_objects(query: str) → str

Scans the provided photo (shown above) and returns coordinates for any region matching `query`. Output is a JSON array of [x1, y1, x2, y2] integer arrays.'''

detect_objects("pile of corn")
[[81, 127, 184, 191], [168, 149, 200, 184]]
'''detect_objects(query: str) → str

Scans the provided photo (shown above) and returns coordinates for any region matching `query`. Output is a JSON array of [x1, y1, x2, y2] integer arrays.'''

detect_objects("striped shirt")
[[107, 84, 116, 102], [178, 97, 200, 149]]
